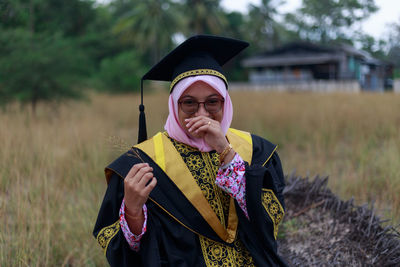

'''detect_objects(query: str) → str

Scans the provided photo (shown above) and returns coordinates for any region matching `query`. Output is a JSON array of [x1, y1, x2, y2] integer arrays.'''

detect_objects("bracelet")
[[219, 144, 233, 164]]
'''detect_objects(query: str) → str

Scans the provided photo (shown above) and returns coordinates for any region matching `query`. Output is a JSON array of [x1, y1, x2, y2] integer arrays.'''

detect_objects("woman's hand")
[[185, 116, 229, 153], [124, 163, 157, 217]]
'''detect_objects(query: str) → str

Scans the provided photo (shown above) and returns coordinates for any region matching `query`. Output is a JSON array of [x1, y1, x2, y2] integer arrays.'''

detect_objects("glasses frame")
[[178, 97, 225, 115]]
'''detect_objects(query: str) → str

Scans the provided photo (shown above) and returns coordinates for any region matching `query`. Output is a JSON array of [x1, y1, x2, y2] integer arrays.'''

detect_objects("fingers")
[[185, 117, 215, 133], [126, 163, 148, 179], [124, 163, 157, 213], [126, 163, 153, 183], [125, 163, 156, 190], [137, 171, 154, 187], [125, 164, 155, 193], [142, 177, 157, 195], [185, 116, 211, 129], [193, 124, 211, 134]]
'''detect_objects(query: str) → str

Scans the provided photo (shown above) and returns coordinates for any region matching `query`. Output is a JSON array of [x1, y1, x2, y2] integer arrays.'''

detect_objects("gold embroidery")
[[149, 133, 236, 242], [173, 141, 196, 155], [133, 130, 253, 243], [170, 138, 229, 224], [186, 154, 203, 172], [261, 189, 284, 239], [199, 236, 255, 266], [97, 220, 120, 255], [202, 152, 230, 224], [170, 69, 227, 91], [169, 138, 254, 266]]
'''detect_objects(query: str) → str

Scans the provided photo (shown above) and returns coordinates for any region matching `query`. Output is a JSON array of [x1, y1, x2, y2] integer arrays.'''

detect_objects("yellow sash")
[[135, 128, 253, 243]]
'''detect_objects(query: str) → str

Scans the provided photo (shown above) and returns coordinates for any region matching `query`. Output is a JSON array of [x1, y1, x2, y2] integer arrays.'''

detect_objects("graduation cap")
[[137, 35, 249, 143]]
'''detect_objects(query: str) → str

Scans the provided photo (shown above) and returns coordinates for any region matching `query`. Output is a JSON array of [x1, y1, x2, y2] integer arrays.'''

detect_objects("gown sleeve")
[[119, 200, 148, 252], [244, 151, 285, 242], [215, 153, 249, 219], [92, 172, 142, 266]]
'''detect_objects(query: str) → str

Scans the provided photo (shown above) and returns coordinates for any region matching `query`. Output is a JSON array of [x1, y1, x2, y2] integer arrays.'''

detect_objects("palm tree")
[[246, 0, 282, 51], [179, 0, 227, 36], [112, 0, 182, 64]]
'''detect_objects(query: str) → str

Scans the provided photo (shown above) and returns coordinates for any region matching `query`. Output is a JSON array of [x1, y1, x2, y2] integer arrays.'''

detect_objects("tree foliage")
[[387, 20, 400, 69], [0, 0, 97, 110], [98, 51, 145, 93], [112, 0, 181, 64], [246, 0, 283, 51], [285, 0, 378, 43], [356, 32, 387, 59], [0, 30, 90, 111], [1, 0, 397, 109], [179, 0, 227, 36], [1, 0, 96, 35]]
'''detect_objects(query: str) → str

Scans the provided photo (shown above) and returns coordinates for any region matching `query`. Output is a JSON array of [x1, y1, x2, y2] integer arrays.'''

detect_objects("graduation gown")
[[93, 128, 287, 266]]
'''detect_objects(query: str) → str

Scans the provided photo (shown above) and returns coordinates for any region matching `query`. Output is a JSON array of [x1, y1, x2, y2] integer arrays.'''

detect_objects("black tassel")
[[137, 79, 147, 143]]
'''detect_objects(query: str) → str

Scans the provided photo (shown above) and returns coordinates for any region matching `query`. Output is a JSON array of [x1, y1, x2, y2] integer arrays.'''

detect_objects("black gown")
[[93, 128, 287, 266]]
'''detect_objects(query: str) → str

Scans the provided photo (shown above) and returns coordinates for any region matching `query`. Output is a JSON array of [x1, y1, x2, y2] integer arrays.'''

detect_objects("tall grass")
[[231, 91, 400, 222], [1, 91, 399, 265]]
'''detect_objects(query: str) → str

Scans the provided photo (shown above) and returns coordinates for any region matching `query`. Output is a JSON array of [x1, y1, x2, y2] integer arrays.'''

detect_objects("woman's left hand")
[[185, 116, 229, 153]]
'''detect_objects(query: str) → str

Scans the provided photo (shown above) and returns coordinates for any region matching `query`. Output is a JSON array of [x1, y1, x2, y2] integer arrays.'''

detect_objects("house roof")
[[242, 41, 381, 68], [243, 53, 344, 67]]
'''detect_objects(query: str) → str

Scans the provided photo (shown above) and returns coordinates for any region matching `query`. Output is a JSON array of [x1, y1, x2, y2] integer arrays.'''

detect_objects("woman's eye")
[[183, 100, 196, 105], [206, 99, 219, 105]]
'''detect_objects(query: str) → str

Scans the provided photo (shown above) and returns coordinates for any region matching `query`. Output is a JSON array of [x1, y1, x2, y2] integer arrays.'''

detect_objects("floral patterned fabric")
[[119, 199, 147, 252], [215, 153, 249, 219]]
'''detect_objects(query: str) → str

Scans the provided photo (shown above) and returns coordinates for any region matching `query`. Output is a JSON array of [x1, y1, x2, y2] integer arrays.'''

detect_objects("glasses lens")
[[205, 98, 223, 113], [179, 98, 224, 114], [181, 99, 198, 114]]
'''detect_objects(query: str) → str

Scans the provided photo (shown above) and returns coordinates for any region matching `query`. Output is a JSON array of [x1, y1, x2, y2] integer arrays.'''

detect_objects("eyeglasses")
[[178, 97, 224, 115]]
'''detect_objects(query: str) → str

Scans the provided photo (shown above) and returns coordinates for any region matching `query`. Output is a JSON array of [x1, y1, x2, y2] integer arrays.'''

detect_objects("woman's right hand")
[[124, 163, 157, 217]]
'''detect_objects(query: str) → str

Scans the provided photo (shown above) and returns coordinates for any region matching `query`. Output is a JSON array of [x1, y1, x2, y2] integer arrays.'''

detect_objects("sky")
[[220, 0, 400, 40]]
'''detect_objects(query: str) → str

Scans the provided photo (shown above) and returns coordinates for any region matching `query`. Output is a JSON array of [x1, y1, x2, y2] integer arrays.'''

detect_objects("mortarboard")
[[137, 35, 249, 143]]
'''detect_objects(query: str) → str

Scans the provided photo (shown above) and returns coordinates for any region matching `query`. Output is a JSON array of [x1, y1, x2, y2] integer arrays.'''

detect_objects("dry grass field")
[[1, 90, 399, 266]]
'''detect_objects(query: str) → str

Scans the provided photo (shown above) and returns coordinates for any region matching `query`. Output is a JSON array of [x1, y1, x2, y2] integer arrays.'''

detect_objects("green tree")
[[34, 0, 96, 36], [108, 0, 137, 18], [179, 0, 227, 35], [285, 0, 378, 43], [387, 20, 400, 70], [0, 0, 96, 36], [74, 4, 122, 69], [112, 0, 181, 64], [356, 32, 387, 59], [0, 0, 29, 28], [98, 50, 146, 93], [222, 11, 256, 81], [245, 0, 283, 51], [224, 11, 246, 39], [0, 30, 90, 112]]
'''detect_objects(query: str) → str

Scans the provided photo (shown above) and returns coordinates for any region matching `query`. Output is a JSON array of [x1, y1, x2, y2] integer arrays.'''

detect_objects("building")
[[242, 42, 393, 92]]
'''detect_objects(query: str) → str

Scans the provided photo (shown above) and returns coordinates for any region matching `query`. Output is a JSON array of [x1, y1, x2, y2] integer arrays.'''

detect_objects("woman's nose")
[[195, 103, 210, 116]]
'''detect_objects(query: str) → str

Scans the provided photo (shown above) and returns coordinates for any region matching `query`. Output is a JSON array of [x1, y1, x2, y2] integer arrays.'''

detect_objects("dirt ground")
[[278, 175, 400, 266]]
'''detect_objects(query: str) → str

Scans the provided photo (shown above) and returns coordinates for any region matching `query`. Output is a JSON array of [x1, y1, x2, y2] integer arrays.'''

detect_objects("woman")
[[93, 35, 287, 266]]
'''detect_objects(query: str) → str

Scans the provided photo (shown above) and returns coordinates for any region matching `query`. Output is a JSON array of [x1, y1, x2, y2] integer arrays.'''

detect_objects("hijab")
[[164, 75, 233, 152]]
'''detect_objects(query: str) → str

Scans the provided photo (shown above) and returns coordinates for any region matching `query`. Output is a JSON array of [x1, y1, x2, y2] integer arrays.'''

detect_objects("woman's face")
[[178, 81, 224, 136]]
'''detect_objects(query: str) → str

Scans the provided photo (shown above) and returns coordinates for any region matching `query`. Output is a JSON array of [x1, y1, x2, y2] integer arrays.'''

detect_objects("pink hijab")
[[164, 75, 233, 152]]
